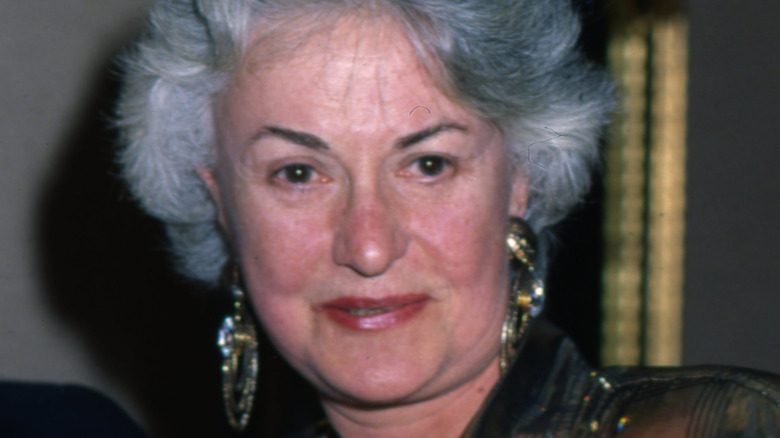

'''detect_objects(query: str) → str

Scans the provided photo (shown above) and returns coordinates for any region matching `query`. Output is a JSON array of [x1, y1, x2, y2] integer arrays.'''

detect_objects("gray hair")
[[116, 0, 613, 283]]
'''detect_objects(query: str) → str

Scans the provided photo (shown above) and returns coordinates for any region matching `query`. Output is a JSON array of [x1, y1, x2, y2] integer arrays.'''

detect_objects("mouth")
[[341, 305, 407, 316], [315, 294, 430, 331]]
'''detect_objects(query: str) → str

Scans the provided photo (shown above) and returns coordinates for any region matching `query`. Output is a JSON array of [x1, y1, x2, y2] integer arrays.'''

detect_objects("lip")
[[314, 294, 430, 331]]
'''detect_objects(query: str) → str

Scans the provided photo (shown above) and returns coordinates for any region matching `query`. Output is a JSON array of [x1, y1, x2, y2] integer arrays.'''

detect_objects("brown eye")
[[413, 155, 448, 177], [278, 164, 314, 184]]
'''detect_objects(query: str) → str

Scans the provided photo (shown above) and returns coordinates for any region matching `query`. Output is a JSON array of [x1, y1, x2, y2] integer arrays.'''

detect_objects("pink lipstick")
[[315, 294, 429, 331]]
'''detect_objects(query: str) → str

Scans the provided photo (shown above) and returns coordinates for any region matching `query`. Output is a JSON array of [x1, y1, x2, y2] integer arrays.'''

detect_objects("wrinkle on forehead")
[[240, 12, 443, 118], [244, 12, 412, 71]]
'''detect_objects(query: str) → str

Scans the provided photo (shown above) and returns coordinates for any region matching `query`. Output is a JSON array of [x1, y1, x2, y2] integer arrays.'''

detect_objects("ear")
[[509, 172, 530, 218], [196, 167, 230, 233]]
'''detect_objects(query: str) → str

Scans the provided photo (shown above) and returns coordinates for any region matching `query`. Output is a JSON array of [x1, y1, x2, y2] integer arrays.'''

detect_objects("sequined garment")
[[293, 321, 780, 437]]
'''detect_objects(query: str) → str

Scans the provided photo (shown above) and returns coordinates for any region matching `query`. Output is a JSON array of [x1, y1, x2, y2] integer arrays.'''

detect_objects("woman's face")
[[203, 17, 528, 408]]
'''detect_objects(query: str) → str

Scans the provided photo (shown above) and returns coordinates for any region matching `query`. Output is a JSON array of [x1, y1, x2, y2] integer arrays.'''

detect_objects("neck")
[[321, 358, 500, 438]]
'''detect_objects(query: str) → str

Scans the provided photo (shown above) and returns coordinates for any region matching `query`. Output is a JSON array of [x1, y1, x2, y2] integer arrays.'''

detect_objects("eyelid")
[[270, 161, 329, 187], [402, 154, 455, 179]]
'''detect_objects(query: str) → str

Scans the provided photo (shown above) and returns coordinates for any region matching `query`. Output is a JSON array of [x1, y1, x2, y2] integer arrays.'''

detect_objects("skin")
[[200, 13, 529, 438]]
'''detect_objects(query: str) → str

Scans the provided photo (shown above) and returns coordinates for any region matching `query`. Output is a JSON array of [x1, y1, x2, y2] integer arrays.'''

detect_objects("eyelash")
[[407, 155, 453, 179], [272, 163, 320, 185], [271, 154, 454, 187]]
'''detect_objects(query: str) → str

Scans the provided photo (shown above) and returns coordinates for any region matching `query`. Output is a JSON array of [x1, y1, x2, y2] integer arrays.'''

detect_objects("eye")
[[275, 163, 316, 184], [411, 155, 450, 177]]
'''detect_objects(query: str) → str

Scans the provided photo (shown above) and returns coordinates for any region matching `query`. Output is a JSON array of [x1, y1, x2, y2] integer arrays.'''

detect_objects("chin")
[[313, 359, 444, 407], [321, 381, 431, 408]]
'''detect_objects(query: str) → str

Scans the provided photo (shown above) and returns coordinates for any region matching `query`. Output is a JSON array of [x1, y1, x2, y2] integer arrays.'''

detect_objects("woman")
[[117, 0, 780, 436]]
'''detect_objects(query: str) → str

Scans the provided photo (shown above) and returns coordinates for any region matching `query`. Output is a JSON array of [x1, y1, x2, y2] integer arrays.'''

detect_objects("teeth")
[[345, 306, 398, 316]]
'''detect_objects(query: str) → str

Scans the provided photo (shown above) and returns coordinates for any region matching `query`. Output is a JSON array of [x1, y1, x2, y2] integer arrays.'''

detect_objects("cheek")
[[417, 207, 509, 355], [425, 168, 511, 266], [415, 188, 511, 297], [231, 203, 331, 359], [239, 211, 330, 288], [226, 188, 334, 303]]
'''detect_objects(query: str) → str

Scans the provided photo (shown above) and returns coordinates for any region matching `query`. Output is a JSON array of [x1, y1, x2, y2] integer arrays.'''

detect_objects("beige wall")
[[0, 0, 153, 428], [2, 4, 245, 436]]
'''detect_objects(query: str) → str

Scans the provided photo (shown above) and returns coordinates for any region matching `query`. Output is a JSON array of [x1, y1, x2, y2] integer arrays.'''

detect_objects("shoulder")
[[484, 319, 780, 437], [0, 382, 146, 437], [589, 365, 780, 436]]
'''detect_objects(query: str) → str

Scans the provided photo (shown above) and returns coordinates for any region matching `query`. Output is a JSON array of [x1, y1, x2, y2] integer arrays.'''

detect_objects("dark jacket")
[[465, 321, 780, 437], [298, 320, 780, 437]]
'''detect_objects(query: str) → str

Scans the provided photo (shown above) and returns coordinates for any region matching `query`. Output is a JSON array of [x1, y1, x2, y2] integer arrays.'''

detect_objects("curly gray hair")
[[117, 0, 613, 283]]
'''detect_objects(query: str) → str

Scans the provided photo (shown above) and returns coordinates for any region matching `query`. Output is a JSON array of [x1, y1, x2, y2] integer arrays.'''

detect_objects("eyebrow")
[[255, 126, 330, 150], [253, 122, 468, 151], [396, 123, 468, 149]]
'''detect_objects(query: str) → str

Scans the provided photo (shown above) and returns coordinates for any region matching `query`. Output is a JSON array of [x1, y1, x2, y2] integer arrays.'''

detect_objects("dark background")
[[683, 0, 780, 373]]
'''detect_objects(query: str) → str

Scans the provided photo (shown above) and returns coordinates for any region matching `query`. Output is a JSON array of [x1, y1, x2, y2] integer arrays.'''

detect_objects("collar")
[[462, 320, 590, 437]]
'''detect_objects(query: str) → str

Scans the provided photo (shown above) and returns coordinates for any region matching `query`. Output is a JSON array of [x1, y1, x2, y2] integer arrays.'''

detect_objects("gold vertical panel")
[[645, 15, 688, 366], [602, 25, 649, 366], [602, 2, 688, 367]]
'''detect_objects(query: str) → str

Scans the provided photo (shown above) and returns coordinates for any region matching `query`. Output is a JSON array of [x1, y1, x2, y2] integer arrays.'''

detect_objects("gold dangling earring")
[[217, 264, 259, 431], [500, 218, 545, 374]]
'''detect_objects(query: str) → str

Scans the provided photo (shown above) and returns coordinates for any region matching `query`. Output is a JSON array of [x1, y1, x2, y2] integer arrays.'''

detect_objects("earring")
[[217, 265, 259, 431], [500, 218, 545, 374]]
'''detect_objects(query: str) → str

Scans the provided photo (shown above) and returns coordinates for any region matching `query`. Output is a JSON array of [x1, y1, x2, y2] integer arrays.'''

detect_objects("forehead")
[[223, 12, 464, 132], [245, 13, 444, 93]]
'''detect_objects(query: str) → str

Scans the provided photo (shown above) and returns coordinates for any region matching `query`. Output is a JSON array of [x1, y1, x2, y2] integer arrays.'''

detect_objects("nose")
[[332, 184, 409, 277]]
